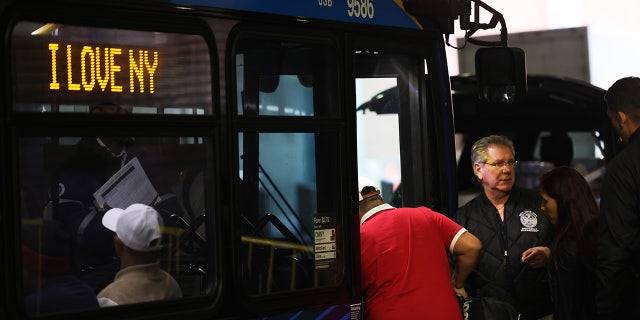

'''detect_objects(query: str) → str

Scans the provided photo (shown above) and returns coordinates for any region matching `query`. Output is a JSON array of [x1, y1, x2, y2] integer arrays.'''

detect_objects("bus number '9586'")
[[347, 0, 375, 19]]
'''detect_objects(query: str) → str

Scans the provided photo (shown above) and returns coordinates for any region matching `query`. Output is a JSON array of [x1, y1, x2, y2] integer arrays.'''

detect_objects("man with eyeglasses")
[[453, 135, 554, 320]]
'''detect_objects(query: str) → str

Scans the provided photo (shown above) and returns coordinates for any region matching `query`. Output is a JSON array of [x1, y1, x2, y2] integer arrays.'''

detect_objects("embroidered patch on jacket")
[[519, 210, 539, 232]]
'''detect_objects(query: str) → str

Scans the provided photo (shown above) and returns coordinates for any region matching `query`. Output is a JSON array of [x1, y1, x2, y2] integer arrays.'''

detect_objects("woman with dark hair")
[[539, 166, 598, 320]]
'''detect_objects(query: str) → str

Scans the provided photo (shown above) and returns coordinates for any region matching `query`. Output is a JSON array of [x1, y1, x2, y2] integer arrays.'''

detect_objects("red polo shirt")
[[360, 205, 465, 320]]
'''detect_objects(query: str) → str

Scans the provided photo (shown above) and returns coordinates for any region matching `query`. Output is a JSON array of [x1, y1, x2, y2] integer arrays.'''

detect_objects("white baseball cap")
[[102, 203, 163, 252]]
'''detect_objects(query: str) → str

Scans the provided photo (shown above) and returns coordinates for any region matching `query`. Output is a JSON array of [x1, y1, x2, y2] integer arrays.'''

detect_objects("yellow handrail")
[[241, 235, 313, 293]]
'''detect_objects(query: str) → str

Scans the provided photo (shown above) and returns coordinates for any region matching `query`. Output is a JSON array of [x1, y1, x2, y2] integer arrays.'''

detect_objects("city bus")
[[0, 0, 510, 319]]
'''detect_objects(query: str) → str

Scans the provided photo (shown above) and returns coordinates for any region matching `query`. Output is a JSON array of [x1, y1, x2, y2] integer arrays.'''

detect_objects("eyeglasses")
[[481, 160, 518, 169]]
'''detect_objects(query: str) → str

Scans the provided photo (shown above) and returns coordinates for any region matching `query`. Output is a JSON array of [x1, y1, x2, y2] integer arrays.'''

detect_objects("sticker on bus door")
[[313, 214, 337, 270]]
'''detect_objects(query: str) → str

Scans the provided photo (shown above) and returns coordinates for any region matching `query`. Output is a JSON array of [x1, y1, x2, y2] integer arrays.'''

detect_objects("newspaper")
[[93, 157, 158, 210]]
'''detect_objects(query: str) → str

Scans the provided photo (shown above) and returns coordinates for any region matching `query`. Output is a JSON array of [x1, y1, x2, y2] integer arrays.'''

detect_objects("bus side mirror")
[[475, 47, 527, 104], [401, 0, 460, 34]]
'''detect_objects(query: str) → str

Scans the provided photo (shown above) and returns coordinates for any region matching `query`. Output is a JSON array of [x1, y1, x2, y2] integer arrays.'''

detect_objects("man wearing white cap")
[[97, 203, 182, 306]]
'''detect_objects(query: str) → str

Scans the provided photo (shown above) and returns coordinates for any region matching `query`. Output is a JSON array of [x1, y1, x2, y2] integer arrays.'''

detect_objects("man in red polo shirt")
[[359, 186, 481, 320]]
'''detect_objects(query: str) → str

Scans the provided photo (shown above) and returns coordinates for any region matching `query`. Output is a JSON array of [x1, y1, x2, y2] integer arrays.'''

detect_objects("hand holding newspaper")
[[93, 157, 158, 210]]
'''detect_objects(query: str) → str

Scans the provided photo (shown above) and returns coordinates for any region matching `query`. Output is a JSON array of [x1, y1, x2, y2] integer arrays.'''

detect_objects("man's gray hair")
[[470, 135, 515, 169]]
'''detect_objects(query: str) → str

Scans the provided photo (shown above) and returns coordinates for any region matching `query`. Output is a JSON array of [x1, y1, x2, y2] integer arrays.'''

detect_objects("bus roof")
[[171, 0, 424, 29]]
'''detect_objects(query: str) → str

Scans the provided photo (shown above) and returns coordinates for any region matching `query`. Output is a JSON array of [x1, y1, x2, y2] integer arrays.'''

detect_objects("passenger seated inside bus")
[[39, 103, 204, 295], [97, 204, 183, 307]]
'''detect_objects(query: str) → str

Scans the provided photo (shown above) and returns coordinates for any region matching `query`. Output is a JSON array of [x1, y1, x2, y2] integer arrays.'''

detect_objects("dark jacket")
[[454, 187, 554, 319], [550, 228, 597, 320], [24, 275, 99, 316], [597, 128, 640, 318]]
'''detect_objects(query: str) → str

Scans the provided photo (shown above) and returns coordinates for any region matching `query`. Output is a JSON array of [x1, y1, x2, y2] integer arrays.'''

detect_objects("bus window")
[[12, 20, 215, 317], [19, 135, 211, 315], [354, 50, 437, 210], [238, 132, 341, 294], [356, 78, 401, 204], [235, 38, 338, 117], [234, 34, 343, 295], [11, 21, 212, 114]]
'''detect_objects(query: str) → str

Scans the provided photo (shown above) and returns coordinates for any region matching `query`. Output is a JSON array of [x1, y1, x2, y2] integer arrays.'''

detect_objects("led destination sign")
[[48, 43, 159, 94]]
